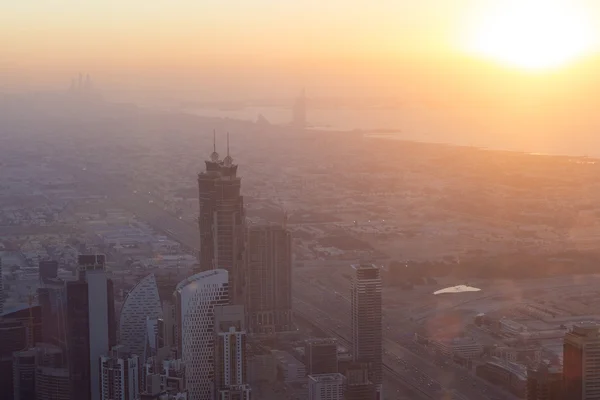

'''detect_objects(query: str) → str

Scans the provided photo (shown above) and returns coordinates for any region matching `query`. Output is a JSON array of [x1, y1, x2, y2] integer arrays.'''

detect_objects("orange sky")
[[2, 0, 600, 104]]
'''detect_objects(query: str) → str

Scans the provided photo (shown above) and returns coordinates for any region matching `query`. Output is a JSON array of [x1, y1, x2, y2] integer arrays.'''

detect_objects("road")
[[67, 167, 519, 400], [293, 274, 519, 400]]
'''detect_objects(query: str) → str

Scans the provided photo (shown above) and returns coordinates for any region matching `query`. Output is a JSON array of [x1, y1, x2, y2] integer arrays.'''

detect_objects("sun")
[[465, 0, 596, 71]]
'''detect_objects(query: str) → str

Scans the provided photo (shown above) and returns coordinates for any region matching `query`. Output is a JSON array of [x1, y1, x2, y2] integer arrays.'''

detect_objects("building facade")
[[197, 137, 246, 305], [119, 273, 163, 360], [527, 364, 563, 400], [308, 373, 345, 400], [246, 224, 293, 334], [214, 305, 249, 399], [350, 264, 382, 399], [100, 346, 141, 400], [305, 338, 338, 375], [564, 323, 600, 400], [343, 363, 375, 400], [66, 254, 116, 400], [174, 269, 229, 399]]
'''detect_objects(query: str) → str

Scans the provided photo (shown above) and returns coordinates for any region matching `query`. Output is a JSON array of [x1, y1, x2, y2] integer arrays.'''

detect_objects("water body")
[[186, 104, 600, 156], [433, 285, 481, 295]]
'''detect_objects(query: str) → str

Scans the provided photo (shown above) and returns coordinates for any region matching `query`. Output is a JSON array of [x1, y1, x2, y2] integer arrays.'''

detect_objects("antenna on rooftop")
[[213, 130, 216, 153], [227, 132, 230, 157]]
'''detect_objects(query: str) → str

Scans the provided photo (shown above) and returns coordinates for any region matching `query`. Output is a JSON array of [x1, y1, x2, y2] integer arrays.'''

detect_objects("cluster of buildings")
[[0, 145, 295, 400], [0, 137, 390, 400]]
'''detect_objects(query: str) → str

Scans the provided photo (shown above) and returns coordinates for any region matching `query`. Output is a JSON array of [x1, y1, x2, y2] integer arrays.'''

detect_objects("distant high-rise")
[[174, 269, 229, 399], [564, 323, 600, 399], [66, 254, 116, 400], [292, 89, 307, 130], [197, 133, 246, 305], [100, 346, 141, 400], [0, 320, 27, 398], [119, 274, 162, 361], [13, 348, 37, 400], [343, 363, 375, 400], [246, 224, 293, 334], [350, 264, 382, 399], [214, 305, 250, 400], [305, 338, 338, 375], [527, 364, 563, 400], [0, 257, 4, 315], [38, 260, 58, 285], [13, 344, 69, 400], [308, 373, 345, 400]]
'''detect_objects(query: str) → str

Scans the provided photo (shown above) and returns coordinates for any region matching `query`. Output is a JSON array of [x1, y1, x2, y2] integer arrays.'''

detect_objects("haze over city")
[[3, 1, 600, 400]]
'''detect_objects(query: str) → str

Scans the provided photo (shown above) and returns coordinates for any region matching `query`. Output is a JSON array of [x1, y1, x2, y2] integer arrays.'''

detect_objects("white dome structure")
[[119, 274, 162, 360]]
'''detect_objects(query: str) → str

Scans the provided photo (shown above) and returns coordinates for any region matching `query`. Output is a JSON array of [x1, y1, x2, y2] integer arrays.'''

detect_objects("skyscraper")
[[214, 305, 250, 400], [14, 344, 69, 400], [564, 322, 600, 399], [527, 364, 563, 400], [246, 224, 293, 334], [308, 373, 345, 400], [350, 264, 382, 399], [13, 348, 37, 400], [197, 133, 246, 305], [38, 260, 58, 285], [174, 269, 229, 399], [343, 363, 375, 400], [0, 257, 4, 315], [100, 346, 141, 400], [119, 274, 162, 361], [0, 320, 27, 398], [66, 254, 116, 400], [305, 338, 338, 375]]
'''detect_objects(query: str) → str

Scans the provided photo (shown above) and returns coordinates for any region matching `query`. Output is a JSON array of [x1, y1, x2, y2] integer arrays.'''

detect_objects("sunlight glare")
[[466, 0, 596, 70]]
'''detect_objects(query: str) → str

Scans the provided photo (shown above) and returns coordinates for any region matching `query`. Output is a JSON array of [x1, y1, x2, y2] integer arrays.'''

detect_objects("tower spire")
[[224, 132, 233, 166], [210, 129, 219, 162]]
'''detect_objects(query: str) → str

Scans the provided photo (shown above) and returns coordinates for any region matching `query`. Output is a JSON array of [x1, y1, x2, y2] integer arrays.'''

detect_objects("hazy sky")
[[2, 0, 600, 102]]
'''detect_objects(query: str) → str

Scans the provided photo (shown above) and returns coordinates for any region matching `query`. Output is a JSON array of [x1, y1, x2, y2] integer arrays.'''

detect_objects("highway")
[[293, 274, 519, 400], [66, 168, 518, 400]]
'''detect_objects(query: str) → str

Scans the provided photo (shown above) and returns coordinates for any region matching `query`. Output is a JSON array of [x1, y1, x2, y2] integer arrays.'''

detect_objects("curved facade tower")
[[174, 269, 229, 400], [119, 274, 162, 359]]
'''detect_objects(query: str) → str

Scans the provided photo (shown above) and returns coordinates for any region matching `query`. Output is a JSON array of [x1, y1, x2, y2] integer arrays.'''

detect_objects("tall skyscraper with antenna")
[[197, 132, 246, 305]]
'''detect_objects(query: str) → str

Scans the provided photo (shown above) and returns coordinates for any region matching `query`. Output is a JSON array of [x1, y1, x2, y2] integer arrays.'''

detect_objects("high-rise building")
[[350, 264, 382, 399], [246, 224, 293, 334], [14, 344, 70, 400], [0, 320, 27, 398], [343, 363, 375, 400], [305, 338, 338, 375], [216, 384, 252, 400], [119, 274, 163, 361], [100, 346, 141, 400], [36, 365, 70, 400], [1, 257, 4, 315], [527, 364, 563, 400], [564, 322, 600, 399], [174, 269, 229, 399], [38, 278, 68, 348], [197, 134, 246, 305], [308, 373, 345, 400], [66, 254, 116, 400], [13, 348, 37, 400], [38, 260, 58, 285], [214, 305, 250, 400]]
